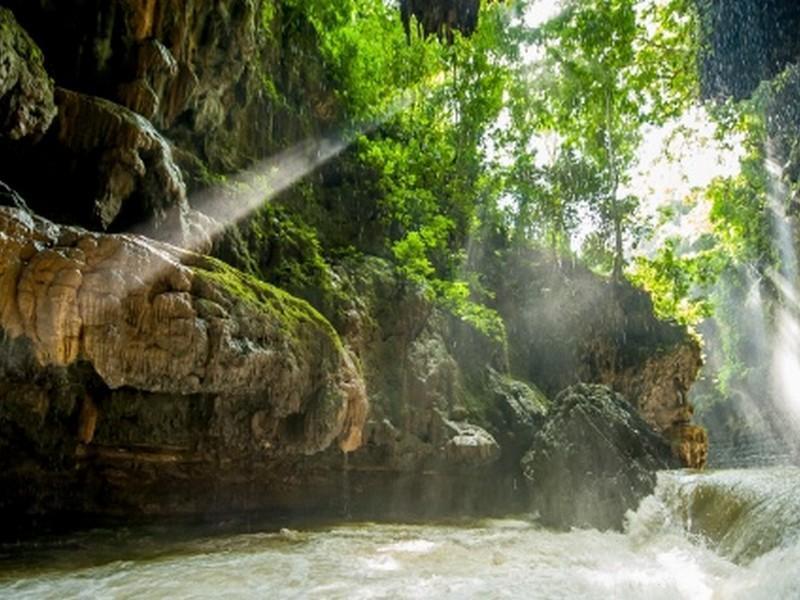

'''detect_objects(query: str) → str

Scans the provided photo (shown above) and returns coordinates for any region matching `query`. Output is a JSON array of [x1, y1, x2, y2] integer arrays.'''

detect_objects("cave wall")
[[697, 0, 800, 100], [0, 0, 335, 240]]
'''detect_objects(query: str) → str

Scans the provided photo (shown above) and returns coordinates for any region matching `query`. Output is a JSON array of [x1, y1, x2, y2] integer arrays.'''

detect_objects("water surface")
[[2, 467, 798, 599]]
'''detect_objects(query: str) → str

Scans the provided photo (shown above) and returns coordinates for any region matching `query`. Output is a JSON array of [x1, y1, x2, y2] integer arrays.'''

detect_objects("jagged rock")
[[2, 0, 335, 183], [494, 252, 706, 467], [0, 8, 56, 140], [400, 0, 501, 44], [522, 384, 678, 531], [0, 179, 30, 212], [0, 206, 367, 455], [484, 368, 549, 458], [50, 88, 189, 237]]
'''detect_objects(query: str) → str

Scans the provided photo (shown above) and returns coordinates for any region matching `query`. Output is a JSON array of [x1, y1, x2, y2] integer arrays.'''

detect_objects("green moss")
[[191, 255, 343, 351], [212, 202, 349, 323]]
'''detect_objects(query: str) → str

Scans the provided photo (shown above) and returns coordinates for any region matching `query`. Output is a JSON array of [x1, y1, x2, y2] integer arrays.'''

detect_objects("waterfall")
[[762, 149, 800, 447], [705, 148, 800, 466]]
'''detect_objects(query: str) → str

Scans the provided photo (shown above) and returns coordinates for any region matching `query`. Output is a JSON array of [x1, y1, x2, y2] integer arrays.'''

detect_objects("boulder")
[[492, 250, 707, 467], [484, 368, 549, 460], [442, 417, 501, 466], [522, 383, 677, 530]]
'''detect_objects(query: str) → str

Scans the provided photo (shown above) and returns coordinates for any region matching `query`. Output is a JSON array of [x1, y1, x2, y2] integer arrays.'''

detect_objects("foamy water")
[[1, 468, 798, 599]]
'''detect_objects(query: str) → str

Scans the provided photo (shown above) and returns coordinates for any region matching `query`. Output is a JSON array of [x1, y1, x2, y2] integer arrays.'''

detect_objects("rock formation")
[[522, 384, 678, 530], [0, 8, 56, 140], [493, 252, 707, 468], [400, 0, 498, 43], [1, 0, 334, 188], [0, 206, 370, 520], [0, 2, 709, 529]]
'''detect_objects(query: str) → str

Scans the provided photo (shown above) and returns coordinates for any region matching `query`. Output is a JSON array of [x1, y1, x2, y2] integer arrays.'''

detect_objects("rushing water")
[[1, 467, 799, 599]]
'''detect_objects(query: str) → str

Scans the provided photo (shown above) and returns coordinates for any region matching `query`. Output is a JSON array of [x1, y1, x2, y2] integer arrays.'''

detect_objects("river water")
[[1, 467, 798, 599]]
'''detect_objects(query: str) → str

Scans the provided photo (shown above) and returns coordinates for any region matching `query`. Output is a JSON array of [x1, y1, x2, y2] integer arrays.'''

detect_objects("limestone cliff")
[[491, 250, 708, 468], [0, 206, 367, 521], [0, 1, 709, 529]]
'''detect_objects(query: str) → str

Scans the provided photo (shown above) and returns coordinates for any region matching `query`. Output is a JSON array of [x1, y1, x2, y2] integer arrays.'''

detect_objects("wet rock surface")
[[0, 0, 333, 188], [522, 384, 678, 531], [0, 3, 712, 529], [0, 8, 56, 140], [495, 253, 706, 467], [0, 206, 368, 521], [1, 87, 190, 239]]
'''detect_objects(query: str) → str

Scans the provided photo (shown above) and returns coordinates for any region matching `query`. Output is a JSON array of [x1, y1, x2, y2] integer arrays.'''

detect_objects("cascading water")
[[737, 149, 800, 460], [764, 150, 800, 433], [2, 468, 799, 599], [702, 147, 800, 467]]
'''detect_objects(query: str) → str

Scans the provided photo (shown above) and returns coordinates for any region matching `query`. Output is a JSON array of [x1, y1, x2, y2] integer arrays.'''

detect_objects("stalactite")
[[400, 0, 499, 44]]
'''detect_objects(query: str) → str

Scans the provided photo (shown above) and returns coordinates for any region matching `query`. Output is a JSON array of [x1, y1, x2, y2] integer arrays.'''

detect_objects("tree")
[[506, 0, 698, 279]]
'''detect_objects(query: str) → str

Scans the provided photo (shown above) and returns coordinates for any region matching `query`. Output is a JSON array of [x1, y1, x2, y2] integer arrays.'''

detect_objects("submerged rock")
[[522, 384, 677, 531]]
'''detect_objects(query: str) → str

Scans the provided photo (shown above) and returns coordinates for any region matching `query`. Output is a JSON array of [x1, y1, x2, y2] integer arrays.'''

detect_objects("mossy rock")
[[190, 254, 342, 352]]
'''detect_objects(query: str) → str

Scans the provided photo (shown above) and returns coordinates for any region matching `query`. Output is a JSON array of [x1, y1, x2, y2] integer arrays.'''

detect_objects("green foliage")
[[213, 201, 345, 320], [252, 0, 519, 338], [705, 109, 771, 264], [629, 238, 724, 325], [501, 0, 699, 273], [251, 0, 749, 359]]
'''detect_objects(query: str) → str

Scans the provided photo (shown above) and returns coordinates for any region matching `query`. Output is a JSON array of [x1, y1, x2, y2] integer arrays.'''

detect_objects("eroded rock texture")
[[522, 384, 678, 530], [0, 210, 550, 524], [20, 87, 191, 238], [1, 0, 333, 184], [290, 258, 548, 518], [0, 1, 336, 248], [401, 0, 490, 43], [0, 206, 368, 521], [0, 7, 56, 140]]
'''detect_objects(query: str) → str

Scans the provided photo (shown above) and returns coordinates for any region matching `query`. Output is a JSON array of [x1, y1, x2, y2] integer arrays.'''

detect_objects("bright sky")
[[626, 106, 744, 256], [524, 0, 563, 28]]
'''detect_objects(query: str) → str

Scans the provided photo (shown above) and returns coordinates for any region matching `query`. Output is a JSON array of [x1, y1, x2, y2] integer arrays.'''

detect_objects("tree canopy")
[[260, 0, 789, 403]]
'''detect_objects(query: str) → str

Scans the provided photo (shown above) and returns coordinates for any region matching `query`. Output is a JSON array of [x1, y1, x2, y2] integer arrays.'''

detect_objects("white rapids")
[[1, 467, 799, 599]]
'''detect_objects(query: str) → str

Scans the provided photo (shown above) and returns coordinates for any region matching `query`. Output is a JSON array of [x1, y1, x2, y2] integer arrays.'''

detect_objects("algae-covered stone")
[[0, 8, 56, 140], [522, 383, 677, 530]]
